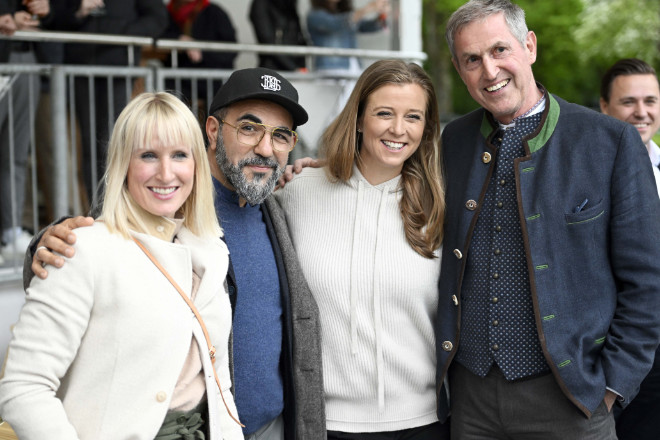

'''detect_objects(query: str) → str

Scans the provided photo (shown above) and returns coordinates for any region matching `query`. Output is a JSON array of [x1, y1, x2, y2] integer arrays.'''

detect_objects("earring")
[[357, 129, 362, 133]]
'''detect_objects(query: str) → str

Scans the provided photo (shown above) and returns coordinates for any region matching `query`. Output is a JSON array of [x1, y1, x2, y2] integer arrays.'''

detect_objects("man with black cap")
[[24, 67, 326, 440]]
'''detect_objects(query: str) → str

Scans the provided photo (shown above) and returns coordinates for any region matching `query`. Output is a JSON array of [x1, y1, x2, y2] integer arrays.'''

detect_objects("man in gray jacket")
[[25, 68, 325, 440]]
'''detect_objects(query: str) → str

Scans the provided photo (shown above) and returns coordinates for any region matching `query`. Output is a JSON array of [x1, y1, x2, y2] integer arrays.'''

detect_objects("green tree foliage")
[[576, 0, 660, 66], [575, 0, 660, 104], [424, 0, 660, 117]]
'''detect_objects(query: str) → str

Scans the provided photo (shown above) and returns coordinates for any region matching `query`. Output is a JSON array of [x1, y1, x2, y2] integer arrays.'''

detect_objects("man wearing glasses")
[[25, 68, 326, 440]]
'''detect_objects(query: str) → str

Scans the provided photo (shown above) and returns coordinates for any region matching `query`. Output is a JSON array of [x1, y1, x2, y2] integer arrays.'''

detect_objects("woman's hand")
[[353, 0, 390, 23]]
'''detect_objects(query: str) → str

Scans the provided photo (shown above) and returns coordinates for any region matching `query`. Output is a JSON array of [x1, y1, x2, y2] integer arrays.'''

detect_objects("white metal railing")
[[4, 30, 427, 67]]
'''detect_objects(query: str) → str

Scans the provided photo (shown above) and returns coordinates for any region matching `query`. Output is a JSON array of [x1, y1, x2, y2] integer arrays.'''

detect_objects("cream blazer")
[[0, 222, 243, 440]]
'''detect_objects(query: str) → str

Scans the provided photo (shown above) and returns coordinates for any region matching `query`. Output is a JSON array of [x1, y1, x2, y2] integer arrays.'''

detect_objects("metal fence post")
[[50, 66, 69, 217]]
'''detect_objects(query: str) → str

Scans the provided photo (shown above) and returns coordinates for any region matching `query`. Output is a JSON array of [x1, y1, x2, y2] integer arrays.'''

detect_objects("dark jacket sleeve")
[[42, 0, 83, 30], [49, 0, 166, 37], [0, 0, 13, 15], [249, 0, 276, 44], [250, 0, 306, 71], [192, 5, 236, 69], [122, 0, 168, 37], [0, 0, 13, 63]]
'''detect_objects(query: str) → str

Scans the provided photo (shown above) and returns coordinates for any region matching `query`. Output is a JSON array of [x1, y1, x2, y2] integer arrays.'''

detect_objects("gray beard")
[[215, 135, 284, 206]]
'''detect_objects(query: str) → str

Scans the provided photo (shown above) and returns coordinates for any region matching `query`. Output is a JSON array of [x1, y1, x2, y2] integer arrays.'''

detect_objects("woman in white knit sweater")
[[274, 60, 447, 439], [0, 92, 243, 440]]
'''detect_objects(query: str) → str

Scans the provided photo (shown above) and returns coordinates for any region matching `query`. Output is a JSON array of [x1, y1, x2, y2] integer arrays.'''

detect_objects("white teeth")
[[486, 80, 509, 92], [383, 140, 405, 150], [634, 123, 649, 128], [151, 187, 176, 195]]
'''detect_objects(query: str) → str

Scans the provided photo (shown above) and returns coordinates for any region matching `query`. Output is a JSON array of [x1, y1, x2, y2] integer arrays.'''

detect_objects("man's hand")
[[31, 216, 94, 280], [13, 11, 39, 30], [23, 0, 50, 18], [276, 157, 322, 190], [603, 390, 617, 412], [75, 0, 104, 19], [0, 13, 17, 36], [180, 35, 202, 63]]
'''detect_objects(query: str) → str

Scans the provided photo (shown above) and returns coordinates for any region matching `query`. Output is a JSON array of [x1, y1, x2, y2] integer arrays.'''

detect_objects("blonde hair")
[[321, 59, 445, 258], [101, 92, 220, 238]]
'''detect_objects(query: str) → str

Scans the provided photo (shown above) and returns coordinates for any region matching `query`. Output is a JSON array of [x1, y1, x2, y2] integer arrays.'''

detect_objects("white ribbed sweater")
[[274, 166, 441, 432]]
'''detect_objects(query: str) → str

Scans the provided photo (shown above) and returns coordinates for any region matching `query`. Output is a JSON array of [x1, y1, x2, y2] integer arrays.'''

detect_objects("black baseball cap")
[[208, 67, 308, 127]]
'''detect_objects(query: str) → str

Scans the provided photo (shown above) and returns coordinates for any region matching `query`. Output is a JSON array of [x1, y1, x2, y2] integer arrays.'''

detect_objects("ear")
[[206, 116, 220, 152], [451, 57, 460, 73], [526, 31, 538, 64], [451, 57, 469, 86], [599, 97, 609, 114]]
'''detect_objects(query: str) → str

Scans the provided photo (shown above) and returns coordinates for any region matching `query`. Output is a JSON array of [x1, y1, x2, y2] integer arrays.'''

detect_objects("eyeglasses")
[[221, 119, 298, 152]]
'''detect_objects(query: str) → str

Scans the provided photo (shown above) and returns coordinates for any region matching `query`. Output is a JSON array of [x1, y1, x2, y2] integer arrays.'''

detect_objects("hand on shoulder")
[[31, 216, 95, 280], [275, 157, 323, 190]]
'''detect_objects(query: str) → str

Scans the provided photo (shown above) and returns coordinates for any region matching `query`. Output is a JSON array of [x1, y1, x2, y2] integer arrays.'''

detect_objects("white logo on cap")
[[261, 75, 281, 92]]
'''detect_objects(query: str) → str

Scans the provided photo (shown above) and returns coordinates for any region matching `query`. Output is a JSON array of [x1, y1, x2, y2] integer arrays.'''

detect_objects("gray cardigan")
[[262, 196, 326, 440]]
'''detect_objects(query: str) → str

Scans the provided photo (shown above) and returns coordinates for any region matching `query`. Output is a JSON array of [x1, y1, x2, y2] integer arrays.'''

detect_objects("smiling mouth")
[[383, 140, 405, 151], [150, 187, 177, 195], [485, 79, 510, 92], [633, 123, 650, 128]]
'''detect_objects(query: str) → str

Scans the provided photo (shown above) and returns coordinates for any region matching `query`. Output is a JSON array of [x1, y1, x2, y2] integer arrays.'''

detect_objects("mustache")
[[237, 156, 279, 169]]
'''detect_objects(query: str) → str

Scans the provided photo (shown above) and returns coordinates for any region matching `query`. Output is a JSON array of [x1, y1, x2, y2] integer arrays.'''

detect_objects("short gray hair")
[[446, 0, 528, 62]]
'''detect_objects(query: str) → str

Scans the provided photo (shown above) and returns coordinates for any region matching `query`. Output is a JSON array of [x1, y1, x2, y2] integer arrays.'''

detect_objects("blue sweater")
[[213, 178, 284, 434]]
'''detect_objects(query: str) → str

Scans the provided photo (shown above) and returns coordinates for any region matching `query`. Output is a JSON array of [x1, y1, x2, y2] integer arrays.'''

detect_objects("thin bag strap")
[[132, 237, 244, 427]]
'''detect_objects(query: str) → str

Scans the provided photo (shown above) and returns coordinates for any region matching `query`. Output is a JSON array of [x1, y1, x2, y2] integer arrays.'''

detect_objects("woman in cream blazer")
[[0, 92, 243, 440]]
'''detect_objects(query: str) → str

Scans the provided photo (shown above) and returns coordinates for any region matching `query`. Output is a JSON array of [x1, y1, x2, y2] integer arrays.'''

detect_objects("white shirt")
[[647, 140, 660, 198]]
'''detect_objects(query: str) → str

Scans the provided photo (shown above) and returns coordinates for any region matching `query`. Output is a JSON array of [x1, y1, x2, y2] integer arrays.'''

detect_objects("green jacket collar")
[[479, 89, 560, 154]]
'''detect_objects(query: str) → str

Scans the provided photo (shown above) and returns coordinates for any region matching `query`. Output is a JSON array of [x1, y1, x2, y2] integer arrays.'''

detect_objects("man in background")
[[599, 57, 660, 440], [600, 58, 660, 197], [0, 0, 51, 263]]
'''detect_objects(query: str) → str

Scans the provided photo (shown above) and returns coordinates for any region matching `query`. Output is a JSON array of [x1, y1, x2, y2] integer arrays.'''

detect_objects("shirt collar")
[[125, 204, 183, 242], [498, 96, 547, 130], [648, 139, 660, 167]]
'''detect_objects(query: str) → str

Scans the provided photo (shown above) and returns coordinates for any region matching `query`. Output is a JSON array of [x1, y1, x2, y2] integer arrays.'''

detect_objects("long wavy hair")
[[321, 59, 445, 258], [101, 92, 220, 239]]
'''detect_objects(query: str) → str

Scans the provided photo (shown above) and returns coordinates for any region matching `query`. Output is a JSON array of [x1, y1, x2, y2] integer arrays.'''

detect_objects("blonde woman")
[[0, 92, 242, 440], [274, 60, 448, 439]]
